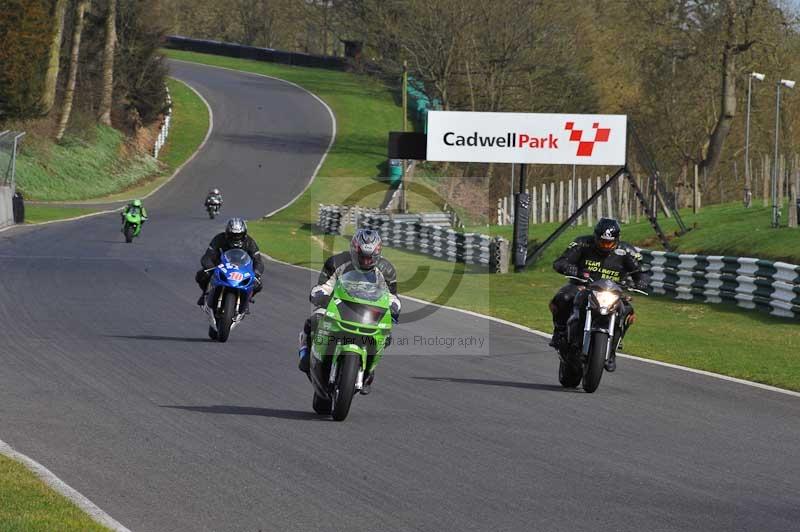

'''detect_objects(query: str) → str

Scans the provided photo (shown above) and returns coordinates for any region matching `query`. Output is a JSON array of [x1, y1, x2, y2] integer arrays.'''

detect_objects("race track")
[[0, 60, 798, 532]]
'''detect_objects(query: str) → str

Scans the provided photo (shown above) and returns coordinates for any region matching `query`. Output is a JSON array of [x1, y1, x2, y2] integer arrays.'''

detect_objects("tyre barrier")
[[318, 205, 508, 273], [640, 250, 800, 319]]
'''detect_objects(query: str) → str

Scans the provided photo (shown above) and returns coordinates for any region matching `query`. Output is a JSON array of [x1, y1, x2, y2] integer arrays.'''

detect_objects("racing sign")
[[426, 111, 627, 166]]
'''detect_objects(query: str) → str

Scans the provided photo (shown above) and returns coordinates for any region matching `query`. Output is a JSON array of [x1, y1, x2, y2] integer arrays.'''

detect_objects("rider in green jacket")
[[121, 199, 148, 223]]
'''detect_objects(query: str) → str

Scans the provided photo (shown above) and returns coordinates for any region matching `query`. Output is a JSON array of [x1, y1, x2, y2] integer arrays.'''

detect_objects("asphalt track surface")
[[0, 61, 798, 532]]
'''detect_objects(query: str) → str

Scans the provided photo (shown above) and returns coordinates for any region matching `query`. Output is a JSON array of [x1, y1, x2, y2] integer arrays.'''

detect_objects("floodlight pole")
[[772, 79, 795, 228]]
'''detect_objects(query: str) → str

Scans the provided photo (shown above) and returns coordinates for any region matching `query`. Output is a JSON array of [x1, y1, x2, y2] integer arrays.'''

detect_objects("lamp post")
[[772, 79, 795, 227], [744, 72, 764, 208]]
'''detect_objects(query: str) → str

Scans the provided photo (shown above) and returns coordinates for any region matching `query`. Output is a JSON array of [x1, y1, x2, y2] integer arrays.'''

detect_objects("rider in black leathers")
[[195, 217, 264, 307], [549, 218, 649, 371]]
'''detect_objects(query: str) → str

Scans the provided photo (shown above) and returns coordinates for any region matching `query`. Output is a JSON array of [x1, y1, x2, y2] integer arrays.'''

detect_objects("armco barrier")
[[318, 205, 508, 273], [165, 35, 348, 71], [640, 250, 800, 319]]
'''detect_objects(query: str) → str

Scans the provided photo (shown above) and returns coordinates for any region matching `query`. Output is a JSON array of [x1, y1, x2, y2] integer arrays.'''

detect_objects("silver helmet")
[[350, 229, 382, 271], [225, 217, 248, 248]]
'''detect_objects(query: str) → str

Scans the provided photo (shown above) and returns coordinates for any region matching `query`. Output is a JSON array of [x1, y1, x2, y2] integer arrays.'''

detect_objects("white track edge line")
[[0, 440, 132, 531], [260, 252, 800, 399], [0, 76, 215, 234], [168, 58, 337, 220]]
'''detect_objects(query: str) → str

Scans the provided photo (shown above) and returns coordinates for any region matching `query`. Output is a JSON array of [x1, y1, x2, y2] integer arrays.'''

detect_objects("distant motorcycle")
[[308, 269, 393, 421], [202, 249, 256, 342], [206, 197, 221, 219], [557, 276, 647, 393], [121, 209, 143, 243]]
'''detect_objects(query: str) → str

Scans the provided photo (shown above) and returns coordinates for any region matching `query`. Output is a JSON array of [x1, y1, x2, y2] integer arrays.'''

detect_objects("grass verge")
[[16, 77, 209, 224], [0, 454, 109, 531], [173, 50, 800, 391]]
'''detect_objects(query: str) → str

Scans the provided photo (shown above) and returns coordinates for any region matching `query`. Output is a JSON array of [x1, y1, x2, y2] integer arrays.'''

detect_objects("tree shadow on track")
[[105, 334, 211, 343], [413, 376, 572, 392], [160, 404, 322, 421]]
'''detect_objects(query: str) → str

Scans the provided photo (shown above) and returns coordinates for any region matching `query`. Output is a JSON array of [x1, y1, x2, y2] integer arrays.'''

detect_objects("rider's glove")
[[562, 264, 579, 277]]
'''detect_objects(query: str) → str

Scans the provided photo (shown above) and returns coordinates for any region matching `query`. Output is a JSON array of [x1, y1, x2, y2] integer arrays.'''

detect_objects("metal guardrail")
[[640, 250, 800, 319], [318, 205, 508, 273]]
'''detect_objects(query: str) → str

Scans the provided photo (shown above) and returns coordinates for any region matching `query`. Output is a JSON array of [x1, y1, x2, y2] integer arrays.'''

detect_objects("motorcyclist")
[[298, 228, 400, 395], [120, 199, 148, 224], [195, 217, 264, 307], [205, 188, 223, 208], [549, 217, 649, 372]]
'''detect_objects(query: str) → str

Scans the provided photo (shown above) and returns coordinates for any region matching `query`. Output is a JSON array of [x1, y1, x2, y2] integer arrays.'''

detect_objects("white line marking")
[[0, 440, 132, 531], [261, 252, 800, 398], [167, 58, 337, 220]]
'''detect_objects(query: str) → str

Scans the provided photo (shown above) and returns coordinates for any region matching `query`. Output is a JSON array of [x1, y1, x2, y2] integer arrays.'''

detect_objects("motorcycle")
[[121, 209, 143, 243], [206, 198, 221, 219], [557, 276, 647, 393], [202, 249, 256, 342], [308, 269, 393, 421]]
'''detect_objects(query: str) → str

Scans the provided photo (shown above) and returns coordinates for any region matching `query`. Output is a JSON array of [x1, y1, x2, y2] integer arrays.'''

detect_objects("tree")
[[40, 0, 69, 116], [0, 0, 51, 121], [55, 0, 91, 142], [98, 0, 117, 125]]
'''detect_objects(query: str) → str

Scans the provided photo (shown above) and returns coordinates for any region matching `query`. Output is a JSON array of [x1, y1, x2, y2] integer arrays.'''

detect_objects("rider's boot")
[[549, 325, 567, 349], [197, 293, 206, 306], [360, 371, 375, 395], [605, 352, 617, 372]]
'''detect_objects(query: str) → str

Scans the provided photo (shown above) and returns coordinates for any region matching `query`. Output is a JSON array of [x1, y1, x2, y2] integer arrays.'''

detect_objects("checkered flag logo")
[[564, 122, 611, 156]]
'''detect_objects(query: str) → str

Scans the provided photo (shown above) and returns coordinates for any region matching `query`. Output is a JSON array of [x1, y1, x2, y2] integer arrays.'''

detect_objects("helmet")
[[594, 218, 620, 254], [132, 199, 142, 207], [225, 217, 248, 248], [209, 188, 220, 195], [350, 229, 382, 271]]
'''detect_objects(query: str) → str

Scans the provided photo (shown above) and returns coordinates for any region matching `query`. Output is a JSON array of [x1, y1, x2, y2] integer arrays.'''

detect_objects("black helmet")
[[225, 217, 248, 248], [350, 229, 382, 271], [594, 218, 620, 254]]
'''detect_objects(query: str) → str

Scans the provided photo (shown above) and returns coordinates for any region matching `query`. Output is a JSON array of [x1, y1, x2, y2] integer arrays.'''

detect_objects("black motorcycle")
[[557, 276, 647, 393], [206, 198, 221, 219]]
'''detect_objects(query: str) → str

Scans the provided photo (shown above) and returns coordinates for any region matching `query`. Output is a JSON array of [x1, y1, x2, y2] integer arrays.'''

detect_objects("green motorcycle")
[[309, 270, 393, 421], [121, 209, 143, 243]]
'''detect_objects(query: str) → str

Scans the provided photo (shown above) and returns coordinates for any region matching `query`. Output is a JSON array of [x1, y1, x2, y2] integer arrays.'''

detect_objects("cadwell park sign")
[[426, 111, 627, 166]]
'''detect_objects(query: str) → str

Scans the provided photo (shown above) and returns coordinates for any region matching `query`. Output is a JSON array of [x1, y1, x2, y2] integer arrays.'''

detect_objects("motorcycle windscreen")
[[336, 300, 387, 326], [222, 249, 252, 267], [339, 270, 388, 302]]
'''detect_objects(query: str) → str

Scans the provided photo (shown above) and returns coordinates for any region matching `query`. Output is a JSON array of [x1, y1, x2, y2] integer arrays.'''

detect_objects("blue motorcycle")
[[202, 249, 256, 342]]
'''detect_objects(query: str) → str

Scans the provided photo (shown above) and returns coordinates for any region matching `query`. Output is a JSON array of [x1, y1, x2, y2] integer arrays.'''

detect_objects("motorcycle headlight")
[[594, 290, 620, 310]]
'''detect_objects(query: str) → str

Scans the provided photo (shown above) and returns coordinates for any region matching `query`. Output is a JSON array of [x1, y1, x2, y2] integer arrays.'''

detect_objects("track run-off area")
[[0, 60, 798, 532]]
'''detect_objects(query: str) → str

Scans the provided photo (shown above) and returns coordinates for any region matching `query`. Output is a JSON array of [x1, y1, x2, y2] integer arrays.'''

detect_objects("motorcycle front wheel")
[[124, 223, 134, 243], [583, 331, 608, 393], [331, 354, 360, 421], [216, 291, 237, 343]]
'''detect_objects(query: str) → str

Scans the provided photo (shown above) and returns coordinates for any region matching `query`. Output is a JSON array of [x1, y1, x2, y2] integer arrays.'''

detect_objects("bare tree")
[[55, 0, 90, 142], [98, 0, 117, 125], [40, 0, 69, 115]]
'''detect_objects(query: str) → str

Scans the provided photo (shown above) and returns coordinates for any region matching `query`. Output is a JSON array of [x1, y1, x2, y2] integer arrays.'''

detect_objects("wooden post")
[[541, 183, 547, 223], [558, 180, 564, 221], [789, 179, 798, 228], [763, 155, 770, 207], [636, 175, 642, 222], [586, 177, 593, 226], [595, 176, 602, 219], [577, 177, 583, 224], [693, 164, 700, 213], [568, 179, 574, 220], [622, 180, 630, 223], [617, 176, 624, 222], [531, 187, 538, 224], [549, 181, 556, 222]]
